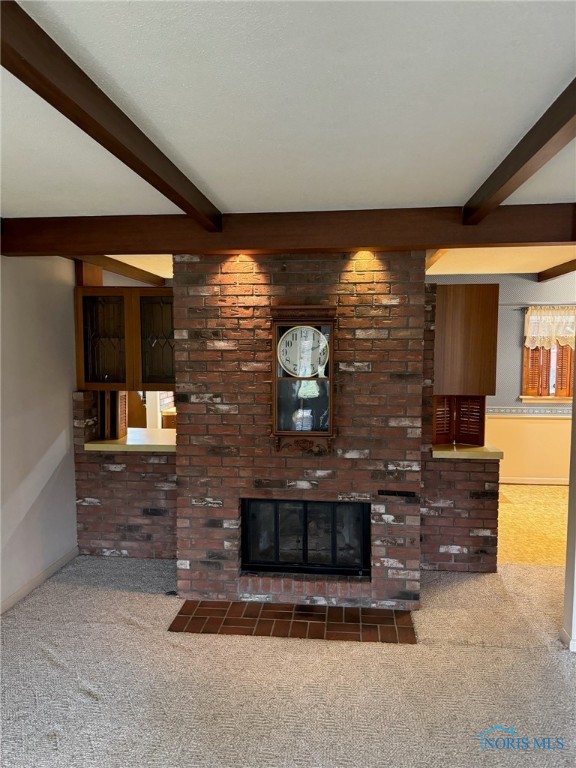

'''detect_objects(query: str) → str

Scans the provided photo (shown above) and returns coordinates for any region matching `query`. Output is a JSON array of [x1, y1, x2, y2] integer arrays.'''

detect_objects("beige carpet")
[[498, 485, 568, 566], [1, 557, 575, 768]]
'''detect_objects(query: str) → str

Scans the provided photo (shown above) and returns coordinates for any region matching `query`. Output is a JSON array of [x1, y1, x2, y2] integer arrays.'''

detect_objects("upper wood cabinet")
[[75, 287, 175, 391], [433, 284, 499, 396]]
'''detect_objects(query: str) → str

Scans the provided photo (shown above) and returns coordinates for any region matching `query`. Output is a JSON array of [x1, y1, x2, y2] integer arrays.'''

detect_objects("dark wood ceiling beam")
[[0, 0, 221, 232], [65, 255, 166, 286], [538, 259, 576, 282], [1, 204, 574, 257], [463, 78, 576, 225]]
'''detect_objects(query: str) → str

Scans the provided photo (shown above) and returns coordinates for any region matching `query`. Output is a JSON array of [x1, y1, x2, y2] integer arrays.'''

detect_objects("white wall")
[[1, 256, 78, 611]]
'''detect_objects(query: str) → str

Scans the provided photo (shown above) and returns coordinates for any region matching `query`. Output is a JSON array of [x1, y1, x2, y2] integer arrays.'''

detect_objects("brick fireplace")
[[74, 252, 499, 610], [71, 253, 503, 606], [173, 251, 425, 609]]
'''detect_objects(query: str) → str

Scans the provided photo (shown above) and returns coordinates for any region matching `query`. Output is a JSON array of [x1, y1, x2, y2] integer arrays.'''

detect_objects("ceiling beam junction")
[[425, 249, 449, 271], [462, 77, 576, 225], [65, 255, 166, 286], [0, 0, 222, 232], [537, 259, 576, 282], [74, 261, 103, 286]]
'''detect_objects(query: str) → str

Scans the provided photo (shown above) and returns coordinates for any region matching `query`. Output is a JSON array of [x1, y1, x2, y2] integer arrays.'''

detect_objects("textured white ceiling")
[[1, 70, 181, 217], [505, 141, 576, 205], [2, 0, 574, 218]]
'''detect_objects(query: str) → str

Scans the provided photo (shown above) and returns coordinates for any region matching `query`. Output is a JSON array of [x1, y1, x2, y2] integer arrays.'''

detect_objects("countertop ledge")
[[84, 428, 176, 453], [431, 443, 504, 460]]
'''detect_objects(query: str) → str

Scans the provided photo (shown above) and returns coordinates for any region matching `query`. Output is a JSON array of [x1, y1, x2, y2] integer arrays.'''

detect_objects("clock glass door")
[[274, 322, 332, 435]]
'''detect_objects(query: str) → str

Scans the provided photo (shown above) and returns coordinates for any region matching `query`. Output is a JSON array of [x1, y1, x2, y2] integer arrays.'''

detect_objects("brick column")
[[173, 251, 426, 608], [421, 283, 499, 573]]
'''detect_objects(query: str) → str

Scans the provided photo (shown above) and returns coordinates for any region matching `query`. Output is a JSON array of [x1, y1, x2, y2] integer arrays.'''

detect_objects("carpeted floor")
[[498, 484, 568, 566], [2, 557, 575, 768]]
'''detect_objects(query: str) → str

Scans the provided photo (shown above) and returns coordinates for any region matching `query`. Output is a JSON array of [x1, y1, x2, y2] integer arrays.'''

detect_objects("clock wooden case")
[[271, 305, 336, 450]]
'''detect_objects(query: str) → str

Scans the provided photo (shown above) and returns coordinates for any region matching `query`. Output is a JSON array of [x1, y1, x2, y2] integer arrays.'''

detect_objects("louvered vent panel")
[[117, 391, 128, 439], [433, 396, 452, 444], [555, 345, 574, 397], [540, 348, 551, 396], [522, 347, 541, 396], [454, 396, 485, 446]]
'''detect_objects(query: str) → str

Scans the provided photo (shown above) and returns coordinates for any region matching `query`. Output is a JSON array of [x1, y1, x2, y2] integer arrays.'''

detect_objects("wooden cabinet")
[[432, 284, 499, 445], [75, 287, 174, 391], [433, 284, 499, 396]]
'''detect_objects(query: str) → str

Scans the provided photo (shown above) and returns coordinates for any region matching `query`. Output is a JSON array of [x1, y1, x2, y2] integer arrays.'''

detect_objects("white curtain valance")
[[524, 306, 576, 350]]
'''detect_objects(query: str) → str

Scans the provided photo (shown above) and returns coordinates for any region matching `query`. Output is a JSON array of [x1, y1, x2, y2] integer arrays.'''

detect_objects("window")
[[522, 306, 575, 398]]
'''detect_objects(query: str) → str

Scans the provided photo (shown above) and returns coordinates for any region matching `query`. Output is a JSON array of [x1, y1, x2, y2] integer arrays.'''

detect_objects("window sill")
[[520, 396, 572, 403], [84, 427, 176, 453]]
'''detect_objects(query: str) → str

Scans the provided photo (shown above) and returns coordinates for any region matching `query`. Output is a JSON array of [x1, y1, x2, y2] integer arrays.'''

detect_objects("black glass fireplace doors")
[[241, 499, 370, 577]]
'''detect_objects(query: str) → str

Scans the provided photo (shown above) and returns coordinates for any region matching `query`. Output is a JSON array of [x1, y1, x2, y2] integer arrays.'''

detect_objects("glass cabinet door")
[[82, 295, 126, 384], [139, 295, 175, 386], [76, 287, 175, 391]]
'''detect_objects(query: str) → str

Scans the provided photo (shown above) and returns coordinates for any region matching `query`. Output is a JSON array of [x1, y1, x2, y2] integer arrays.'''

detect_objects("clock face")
[[277, 325, 329, 377]]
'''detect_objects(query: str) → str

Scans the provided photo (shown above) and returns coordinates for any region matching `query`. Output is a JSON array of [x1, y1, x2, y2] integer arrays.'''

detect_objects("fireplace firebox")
[[241, 499, 371, 577]]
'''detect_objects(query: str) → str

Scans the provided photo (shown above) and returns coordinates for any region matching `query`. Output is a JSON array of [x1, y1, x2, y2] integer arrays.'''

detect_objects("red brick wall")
[[420, 284, 499, 572], [421, 458, 499, 571], [73, 392, 176, 558], [173, 251, 425, 609]]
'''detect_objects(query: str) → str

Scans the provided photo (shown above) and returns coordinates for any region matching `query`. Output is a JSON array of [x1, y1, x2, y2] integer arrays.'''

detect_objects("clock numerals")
[[277, 325, 329, 378]]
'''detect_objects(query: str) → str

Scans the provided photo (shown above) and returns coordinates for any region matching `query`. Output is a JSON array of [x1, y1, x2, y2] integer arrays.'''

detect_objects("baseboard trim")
[[1, 546, 79, 614], [560, 628, 576, 653], [500, 477, 569, 486]]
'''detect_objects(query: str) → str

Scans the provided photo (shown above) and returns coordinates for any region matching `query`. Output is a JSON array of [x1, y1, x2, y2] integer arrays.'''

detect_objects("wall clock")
[[271, 305, 336, 450], [277, 325, 329, 378]]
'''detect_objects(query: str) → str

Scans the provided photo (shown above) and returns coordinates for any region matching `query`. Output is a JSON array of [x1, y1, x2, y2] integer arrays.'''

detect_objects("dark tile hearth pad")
[[168, 600, 417, 643]]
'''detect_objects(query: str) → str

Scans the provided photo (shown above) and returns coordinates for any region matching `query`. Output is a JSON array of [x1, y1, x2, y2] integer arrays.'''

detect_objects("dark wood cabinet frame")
[[74, 286, 174, 391]]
